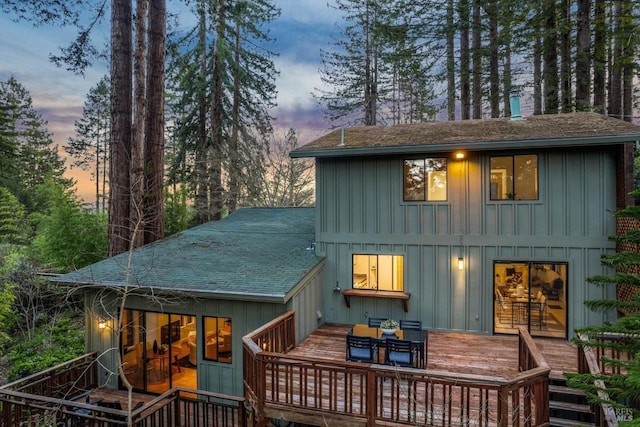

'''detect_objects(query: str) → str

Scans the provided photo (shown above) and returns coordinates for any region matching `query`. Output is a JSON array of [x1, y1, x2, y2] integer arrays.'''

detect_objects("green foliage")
[[567, 190, 640, 417], [164, 183, 194, 236], [0, 78, 72, 211], [5, 312, 84, 381], [0, 187, 27, 244], [29, 181, 107, 272], [65, 76, 110, 214]]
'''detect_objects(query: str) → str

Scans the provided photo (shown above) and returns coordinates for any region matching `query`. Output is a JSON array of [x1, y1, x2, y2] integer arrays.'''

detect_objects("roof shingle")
[[291, 113, 640, 158], [53, 208, 321, 302]]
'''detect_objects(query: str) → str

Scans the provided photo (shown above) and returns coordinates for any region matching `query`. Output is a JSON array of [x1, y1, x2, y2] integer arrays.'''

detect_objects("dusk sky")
[[0, 1, 340, 202]]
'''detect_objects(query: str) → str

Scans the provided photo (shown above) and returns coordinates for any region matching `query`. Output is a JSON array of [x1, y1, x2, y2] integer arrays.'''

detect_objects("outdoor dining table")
[[348, 324, 428, 368], [508, 296, 544, 328]]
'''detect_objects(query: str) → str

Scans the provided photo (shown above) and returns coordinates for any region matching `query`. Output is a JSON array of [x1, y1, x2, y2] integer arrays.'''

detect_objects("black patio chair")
[[346, 335, 378, 363], [384, 338, 415, 368], [368, 317, 386, 328], [399, 319, 422, 330]]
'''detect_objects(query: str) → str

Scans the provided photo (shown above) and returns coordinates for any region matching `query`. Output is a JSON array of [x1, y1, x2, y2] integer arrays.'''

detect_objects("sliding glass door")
[[493, 261, 568, 339], [120, 310, 197, 393]]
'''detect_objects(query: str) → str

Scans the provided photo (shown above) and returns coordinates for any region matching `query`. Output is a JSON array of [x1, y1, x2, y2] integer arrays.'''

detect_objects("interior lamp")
[[457, 257, 464, 270], [98, 318, 107, 329]]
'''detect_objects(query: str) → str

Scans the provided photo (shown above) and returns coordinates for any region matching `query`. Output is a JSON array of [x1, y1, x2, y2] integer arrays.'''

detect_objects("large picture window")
[[202, 316, 232, 363], [490, 155, 538, 200], [404, 158, 447, 201], [352, 254, 404, 291]]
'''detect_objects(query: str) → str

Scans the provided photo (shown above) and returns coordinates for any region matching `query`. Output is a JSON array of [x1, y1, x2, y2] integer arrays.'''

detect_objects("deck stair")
[[549, 371, 595, 427]]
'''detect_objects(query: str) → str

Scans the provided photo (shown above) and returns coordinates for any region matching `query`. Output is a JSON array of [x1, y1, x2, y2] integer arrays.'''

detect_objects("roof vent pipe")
[[338, 127, 345, 147], [509, 90, 524, 121]]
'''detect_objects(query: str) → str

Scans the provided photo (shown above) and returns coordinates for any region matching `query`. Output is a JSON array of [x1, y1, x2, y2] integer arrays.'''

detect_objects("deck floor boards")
[[289, 323, 578, 376]]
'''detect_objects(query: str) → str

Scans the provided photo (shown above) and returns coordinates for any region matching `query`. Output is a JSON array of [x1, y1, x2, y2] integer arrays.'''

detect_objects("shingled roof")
[[52, 208, 321, 303], [291, 113, 640, 158]]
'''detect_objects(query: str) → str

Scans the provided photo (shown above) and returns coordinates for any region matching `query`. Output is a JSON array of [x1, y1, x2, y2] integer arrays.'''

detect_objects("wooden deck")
[[244, 315, 570, 426], [290, 323, 578, 378]]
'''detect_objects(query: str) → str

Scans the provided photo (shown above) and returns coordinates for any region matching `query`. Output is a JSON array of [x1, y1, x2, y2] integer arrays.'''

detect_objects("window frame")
[[403, 157, 448, 202], [202, 316, 233, 364], [489, 154, 539, 201], [351, 254, 404, 292]]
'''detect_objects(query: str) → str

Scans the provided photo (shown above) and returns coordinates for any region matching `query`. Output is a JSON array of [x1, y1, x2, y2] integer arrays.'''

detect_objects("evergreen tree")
[[0, 78, 71, 210], [0, 187, 26, 244], [30, 181, 107, 272], [566, 188, 640, 418], [167, 0, 280, 222], [66, 76, 111, 213]]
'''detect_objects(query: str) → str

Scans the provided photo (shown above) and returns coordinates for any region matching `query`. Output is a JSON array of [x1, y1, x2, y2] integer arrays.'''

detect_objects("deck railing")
[[575, 332, 638, 427], [0, 353, 248, 426], [243, 312, 550, 427]]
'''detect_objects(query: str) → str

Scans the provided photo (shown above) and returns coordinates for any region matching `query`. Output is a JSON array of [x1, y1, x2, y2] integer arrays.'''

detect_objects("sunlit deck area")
[[290, 323, 578, 377], [242, 312, 585, 427]]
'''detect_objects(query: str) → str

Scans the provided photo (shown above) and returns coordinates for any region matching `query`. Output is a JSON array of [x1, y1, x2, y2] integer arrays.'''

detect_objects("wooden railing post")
[[366, 370, 377, 426], [497, 385, 509, 427]]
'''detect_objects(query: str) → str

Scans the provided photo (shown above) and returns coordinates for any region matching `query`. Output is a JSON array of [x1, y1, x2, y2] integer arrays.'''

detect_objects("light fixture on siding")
[[458, 257, 464, 270], [98, 318, 107, 329], [454, 151, 465, 160]]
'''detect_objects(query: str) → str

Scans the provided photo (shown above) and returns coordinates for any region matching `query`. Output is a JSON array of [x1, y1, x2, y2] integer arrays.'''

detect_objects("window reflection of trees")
[[404, 159, 424, 200], [404, 158, 446, 201]]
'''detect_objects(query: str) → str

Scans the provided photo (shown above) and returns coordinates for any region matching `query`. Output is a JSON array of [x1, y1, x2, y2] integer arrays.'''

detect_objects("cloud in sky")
[[1, 0, 340, 201]]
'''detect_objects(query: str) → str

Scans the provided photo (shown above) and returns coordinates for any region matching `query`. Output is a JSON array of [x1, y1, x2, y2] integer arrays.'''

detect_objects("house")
[[52, 207, 324, 397], [289, 112, 639, 341], [52, 112, 640, 401]]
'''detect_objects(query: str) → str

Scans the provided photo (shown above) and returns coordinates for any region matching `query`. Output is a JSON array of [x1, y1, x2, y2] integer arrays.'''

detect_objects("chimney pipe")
[[509, 91, 523, 121]]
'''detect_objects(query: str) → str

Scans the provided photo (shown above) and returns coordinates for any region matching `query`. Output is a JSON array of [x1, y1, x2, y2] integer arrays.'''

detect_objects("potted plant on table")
[[380, 319, 399, 335]]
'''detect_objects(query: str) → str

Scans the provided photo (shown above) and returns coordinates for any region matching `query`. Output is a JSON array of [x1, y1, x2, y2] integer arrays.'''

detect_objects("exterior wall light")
[[458, 257, 464, 270], [455, 152, 465, 159], [98, 318, 107, 329]]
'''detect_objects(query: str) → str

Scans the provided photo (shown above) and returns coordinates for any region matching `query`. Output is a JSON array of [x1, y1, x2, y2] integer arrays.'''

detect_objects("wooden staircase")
[[549, 371, 596, 427]]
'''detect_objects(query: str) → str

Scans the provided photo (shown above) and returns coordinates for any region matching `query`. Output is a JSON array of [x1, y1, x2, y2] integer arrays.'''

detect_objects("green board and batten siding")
[[314, 146, 619, 335]]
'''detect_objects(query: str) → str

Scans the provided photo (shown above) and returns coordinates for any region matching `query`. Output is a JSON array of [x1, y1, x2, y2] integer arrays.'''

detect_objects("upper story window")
[[352, 254, 404, 291], [490, 155, 538, 200], [403, 158, 447, 201]]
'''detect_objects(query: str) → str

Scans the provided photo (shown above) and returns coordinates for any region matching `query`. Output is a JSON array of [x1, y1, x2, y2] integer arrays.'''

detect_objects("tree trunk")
[[228, 11, 241, 213], [446, 0, 455, 120], [195, 2, 209, 224], [502, 39, 512, 118], [621, 0, 633, 122], [487, 0, 499, 118], [575, 0, 591, 112], [471, 0, 482, 119], [559, 0, 571, 113], [144, 0, 165, 243], [608, 0, 622, 120], [543, 0, 558, 114], [131, 0, 147, 249], [533, 22, 543, 115], [108, 0, 132, 256], [593, 0, 606, 114], [210, 0, 225, 220], [459, 0, 470, 120]]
